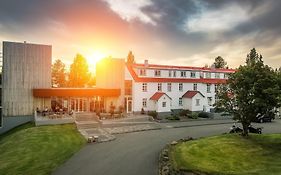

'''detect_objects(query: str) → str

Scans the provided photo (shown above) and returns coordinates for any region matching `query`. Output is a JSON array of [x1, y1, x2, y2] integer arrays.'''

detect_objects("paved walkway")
[[53, 120, 281, 175]]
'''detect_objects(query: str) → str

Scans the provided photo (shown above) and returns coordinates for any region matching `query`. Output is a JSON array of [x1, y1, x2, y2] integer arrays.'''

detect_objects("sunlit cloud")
[[185, 3, 250, 33], [103, 0, 156, 25]]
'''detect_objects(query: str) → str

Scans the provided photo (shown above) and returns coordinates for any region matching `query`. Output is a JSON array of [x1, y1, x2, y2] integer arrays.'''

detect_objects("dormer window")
[[180, 71, 186, 77], [205, 72, 211, 78], [191, 71, 196, 78], [155, 70, 161, 77], [139, 69, 146, 76], [215, 72, 220, 78]]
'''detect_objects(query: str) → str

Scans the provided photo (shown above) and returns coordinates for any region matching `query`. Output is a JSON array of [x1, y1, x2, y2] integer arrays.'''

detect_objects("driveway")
[[53, 120, 281, 175]]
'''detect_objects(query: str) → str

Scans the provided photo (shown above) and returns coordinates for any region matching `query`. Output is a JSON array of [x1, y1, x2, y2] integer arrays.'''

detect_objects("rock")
[[171, 141, 178, 145], [163, 156, 169, 161]]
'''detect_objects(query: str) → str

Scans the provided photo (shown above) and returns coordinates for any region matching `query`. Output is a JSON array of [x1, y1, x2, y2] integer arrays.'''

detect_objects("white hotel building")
[[0, 41, 235, 133], [125, 60, 235, 114]]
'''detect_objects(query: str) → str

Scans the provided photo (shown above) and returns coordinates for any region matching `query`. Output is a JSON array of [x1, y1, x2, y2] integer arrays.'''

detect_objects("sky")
[[0, 0, 281, 69]]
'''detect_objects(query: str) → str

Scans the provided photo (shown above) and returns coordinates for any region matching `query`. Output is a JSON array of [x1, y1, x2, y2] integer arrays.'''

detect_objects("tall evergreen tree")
[[68, 54, 90, 87], [127, 51, 135, 64], [51, 59, 66, 87], [214, 56, 227, 68]]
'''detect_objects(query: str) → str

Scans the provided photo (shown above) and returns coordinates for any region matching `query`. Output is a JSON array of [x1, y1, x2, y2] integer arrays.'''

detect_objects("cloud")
[[185, 2, 250, 33], [103, 0, 157, 25]]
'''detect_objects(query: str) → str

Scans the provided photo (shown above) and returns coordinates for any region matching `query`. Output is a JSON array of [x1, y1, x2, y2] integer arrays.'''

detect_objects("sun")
[[86, 51, 106, 66]]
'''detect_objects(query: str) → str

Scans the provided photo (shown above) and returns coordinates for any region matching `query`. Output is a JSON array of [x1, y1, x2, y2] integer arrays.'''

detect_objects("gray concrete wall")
[[2, 41, 52, 116], [0, 116, 34, 134]]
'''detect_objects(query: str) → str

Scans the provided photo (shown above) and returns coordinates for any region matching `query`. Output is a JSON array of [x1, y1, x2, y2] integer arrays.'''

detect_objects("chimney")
[[144, 60, 149, 67]]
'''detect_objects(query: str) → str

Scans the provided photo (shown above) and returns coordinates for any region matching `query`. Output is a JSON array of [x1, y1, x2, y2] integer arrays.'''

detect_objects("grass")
[[169, 134, 281, 175], [0, 123, 86, 175]]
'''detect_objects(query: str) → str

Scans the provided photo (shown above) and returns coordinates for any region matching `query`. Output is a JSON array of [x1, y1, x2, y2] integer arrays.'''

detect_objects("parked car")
[[229, 124, 243, 133], [255, 113, 274, 123], [248, 125, 262, 134]]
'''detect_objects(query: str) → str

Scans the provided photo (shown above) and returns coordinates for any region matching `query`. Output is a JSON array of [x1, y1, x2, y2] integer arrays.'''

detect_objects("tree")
[[87, 74, 96, 87], [127, 51, 135, 64], [214, 56, 227, 68], [68, 54, 90, 87], [51, 59, 66, 87], [215, 48, 279, 136]]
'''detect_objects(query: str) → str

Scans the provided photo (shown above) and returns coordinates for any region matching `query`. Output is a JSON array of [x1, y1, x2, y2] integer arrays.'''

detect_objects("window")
[[224, 73, 229, 79], [207, 84, 211, 93], [179, 83, 183, 91], [179, 98, 183, 106], [207, 97, 212, 105], [142, 83, 147, 92], [196, 99, 200, 106], [180, 71, 186, 77], [173, 71, 176, 77], [167, 83, 172, 92], [206, 72, 211, 78], [139, 69, 146, 76], [168, 70, 172, 77], [215, 95, 219, 102], [215, 72, 220, 78], [215, 84, 218, 92], [155, 70, 161, 77], [191, 71, 196, 78], [142, 98, 147, 107], [157, 83, 162, 91], [193, 83, 197, 91], [162, 102, 166, 107]]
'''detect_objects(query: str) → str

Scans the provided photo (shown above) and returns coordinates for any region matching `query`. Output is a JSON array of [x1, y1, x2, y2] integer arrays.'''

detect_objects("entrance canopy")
[[33, 88, 121, 97]]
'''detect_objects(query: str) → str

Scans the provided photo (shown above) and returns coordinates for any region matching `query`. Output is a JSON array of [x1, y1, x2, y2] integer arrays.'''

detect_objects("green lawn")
[[169, 134, 281, 175], [0, 123, 86, 175]]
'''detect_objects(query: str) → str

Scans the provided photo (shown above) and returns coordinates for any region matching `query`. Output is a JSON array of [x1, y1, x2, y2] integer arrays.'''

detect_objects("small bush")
[[166, 115, 180, 120], [147, 111, 158, 119], [198, 112, 212, 118], [189, 113, 198, 119], [179, 109, 191, 117]]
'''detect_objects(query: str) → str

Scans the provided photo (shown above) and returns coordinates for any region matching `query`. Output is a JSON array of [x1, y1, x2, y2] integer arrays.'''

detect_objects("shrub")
[[198, 112, 212, 118], [166, 115, 180, 120], [189, 113, 198, 119], [147, 111, 158, 119], [179, 109, 191, 116]]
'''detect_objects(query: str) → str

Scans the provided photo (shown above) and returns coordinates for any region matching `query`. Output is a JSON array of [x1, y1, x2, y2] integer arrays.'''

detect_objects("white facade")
[[149, 93, 171, 113], [126, 61, 235, 113]]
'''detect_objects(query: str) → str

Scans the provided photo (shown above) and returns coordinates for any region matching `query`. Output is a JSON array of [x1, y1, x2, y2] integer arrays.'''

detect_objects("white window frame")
[[162, 102, 166, 107], [191, 71, 196, 78], [206, 72, 211, 78], [179, 83, 183, 91], [215, 72, 220, 78], [157, 83, 162, 91], [179, 98, 183, 106], [207, 84, 211, 93], [180, 71, 186, 77], [139, 69, 146, 76], [173, 71, 176, 77], [142, 98, 147, 108], [207, 97, 212, 105], [168, 70, 172, 77], [142, 83, 147, 92], [193, 83, 197, 91], [196, 99, 200, 106], [167, 83, 172, 92], [155, 70, 161, 77]]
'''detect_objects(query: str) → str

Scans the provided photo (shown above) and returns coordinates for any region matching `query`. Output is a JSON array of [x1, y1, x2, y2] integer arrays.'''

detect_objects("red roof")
[[150, 92, 171, 101], [126, 64, 230, 84], [182, 90, 205, 98], [132, 63, 236, 73]]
